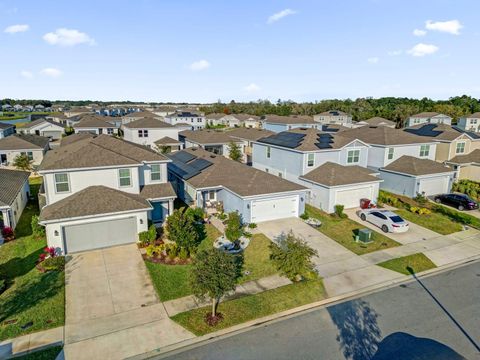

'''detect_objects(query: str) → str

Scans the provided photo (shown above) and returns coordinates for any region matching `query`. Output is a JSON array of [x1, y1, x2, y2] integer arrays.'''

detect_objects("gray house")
[[0, 122, 15, 139]]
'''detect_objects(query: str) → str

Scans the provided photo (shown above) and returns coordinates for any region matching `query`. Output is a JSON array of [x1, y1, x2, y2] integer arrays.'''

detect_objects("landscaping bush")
[[299, 213, 309, 220], [378, 191, 400, 207], [334, 205, 347, 218], [225, 212, 243, 242], [217, 212, 227, 221], [38, 246, 56, 262], [1, 227, 14, 241], [166, 207, 202, 252], [186, 207, 206, 222], [432, 204, 480, 229], [148, 224, 157, 242], [31, 215, 45, 239], [248, 223, 257, 229], [0, 279, 5, 295], [166, 243, 179, 260], [138, 231, 150, 246], [178, 247, 189, 260], [452, 179, 480, 200], [409, 207, 431, 215], [413, 193, 428, 205], [41, 256, 65, 272]]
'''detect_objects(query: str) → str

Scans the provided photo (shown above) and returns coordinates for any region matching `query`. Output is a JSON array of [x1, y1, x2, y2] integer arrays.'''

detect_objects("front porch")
[[196, 188, 223, 215]]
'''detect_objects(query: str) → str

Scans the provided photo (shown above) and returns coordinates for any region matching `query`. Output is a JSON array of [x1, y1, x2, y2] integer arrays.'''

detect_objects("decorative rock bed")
[[304, 218, 322, 228], [213, 235, 250, 254]]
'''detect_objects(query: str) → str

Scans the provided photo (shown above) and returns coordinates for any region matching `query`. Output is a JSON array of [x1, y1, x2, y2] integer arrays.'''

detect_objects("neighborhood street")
[[157, 260, 480, 360]]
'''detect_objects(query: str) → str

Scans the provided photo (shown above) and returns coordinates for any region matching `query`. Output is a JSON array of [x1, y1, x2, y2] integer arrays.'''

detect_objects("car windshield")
[[390, 216, 404, 223]]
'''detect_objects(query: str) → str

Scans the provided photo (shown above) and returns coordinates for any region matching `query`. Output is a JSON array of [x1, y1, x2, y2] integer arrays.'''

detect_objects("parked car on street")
[[357, 209, 409, 233], [434, 193, 479, 211]]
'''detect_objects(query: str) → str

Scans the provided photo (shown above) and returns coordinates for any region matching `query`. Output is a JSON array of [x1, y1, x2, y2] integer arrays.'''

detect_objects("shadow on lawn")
[[0, 246, 42, 283]]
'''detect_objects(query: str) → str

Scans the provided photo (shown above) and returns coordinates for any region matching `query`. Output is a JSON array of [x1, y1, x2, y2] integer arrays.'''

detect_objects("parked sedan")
[[357, 209, 409, 233], [434, 193, 479, 211]]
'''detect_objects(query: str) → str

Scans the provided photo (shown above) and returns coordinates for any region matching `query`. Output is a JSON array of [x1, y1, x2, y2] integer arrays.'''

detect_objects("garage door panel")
[[64, 217, 136, 253], [418, 177, 448, 196], [335, 187, 373, 209], [251, 196, 298, 223]]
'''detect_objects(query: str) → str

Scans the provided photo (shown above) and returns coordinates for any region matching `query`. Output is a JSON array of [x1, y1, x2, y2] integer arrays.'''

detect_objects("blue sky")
[[1, 0, 479, 102]]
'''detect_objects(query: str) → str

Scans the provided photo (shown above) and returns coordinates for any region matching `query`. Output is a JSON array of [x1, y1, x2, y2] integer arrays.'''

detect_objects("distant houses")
[[406, 112, 452, 127]]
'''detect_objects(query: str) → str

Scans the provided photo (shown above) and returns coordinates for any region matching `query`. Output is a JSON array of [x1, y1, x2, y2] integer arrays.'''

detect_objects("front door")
[[151, 202, 164, 222], [0, 154, 6, 164]]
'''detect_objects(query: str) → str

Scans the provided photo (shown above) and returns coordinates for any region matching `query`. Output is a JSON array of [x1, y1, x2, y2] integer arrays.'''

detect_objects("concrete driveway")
[[63, 244, 193, 360], [344, 208, 440, 245]]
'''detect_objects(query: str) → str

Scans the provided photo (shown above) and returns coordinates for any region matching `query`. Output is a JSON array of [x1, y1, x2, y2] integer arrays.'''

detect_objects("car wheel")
[[382, 225, 389, 233], [458, 205, 464, 211], [360, 213, 366, 221], [435, 198, 442, 203]]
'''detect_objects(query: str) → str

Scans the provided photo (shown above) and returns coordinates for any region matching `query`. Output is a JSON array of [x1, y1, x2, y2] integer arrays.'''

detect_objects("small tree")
[[190, 248, 240, 322], [225, 211, 243, 243], [13, 154, 32, 171], [31, 215, 45, 239], [228, 141, 242, 162], [166, 207, 200, 251], [269, 231, 318, 281]]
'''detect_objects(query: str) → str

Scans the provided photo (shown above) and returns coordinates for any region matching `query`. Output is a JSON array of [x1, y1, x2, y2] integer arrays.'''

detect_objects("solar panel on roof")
[[169, 161, 200, 180], [189, 158, 213, 171], [169, 151, 197, 163]]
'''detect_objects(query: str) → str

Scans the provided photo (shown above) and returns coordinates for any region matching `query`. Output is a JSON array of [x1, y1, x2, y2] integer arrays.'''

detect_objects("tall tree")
[[13, 154, 32, 171], [228, 141, 242, 162], [166, 207, 201, 251]]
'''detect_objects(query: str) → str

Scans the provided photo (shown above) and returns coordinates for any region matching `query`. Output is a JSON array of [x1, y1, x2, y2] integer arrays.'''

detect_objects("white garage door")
[[63, 217, 137, 254], [251, 196, 299, 223], [418, 176, 448, 196], [335, 186, 373, 209]]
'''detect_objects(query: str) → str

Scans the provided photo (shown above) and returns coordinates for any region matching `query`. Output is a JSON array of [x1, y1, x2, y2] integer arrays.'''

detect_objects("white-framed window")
[[307, 153, 315, 167], [118, 168, 132, 187], [387, 147, 394, 160], [472, 119, 478, 124], [21, 151, 33, 161], [107, 128, 114, 135], [138, 129, 148, 138], [265, 168, 269, 173], [54, 173, 70, 193], [278, 172, 283, 178], [419, 144, 430, 157], [266, 146, 271, 158], [456, 142, 466, 154], [347, 149, 360, 164], [150, 164, 161, 181], [208, 190, 216, 200]]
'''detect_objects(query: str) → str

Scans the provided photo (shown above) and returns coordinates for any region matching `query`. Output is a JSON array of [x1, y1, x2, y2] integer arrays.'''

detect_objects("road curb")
[[130, 255, 480, 360]]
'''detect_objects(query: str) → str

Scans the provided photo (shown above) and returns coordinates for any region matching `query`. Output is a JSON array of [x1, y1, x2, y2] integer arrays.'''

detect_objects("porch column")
[[168, 199, 174, 216], [1, 209, 11, 228]]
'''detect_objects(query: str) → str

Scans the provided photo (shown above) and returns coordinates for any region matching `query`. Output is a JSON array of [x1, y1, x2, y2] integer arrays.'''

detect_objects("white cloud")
[[189, 59, 210, 71], [387, 50, 402, 56], [425, 19, 463, 35], [244, 83, 261, 92], [20, 70, 33, 79], [4, 24, 29, 34], [407, 43, 439, 57], [43, 28, 96, 46], [413, 29, 427, 37], [40, 68, 62, 78], [267, 9, 297, 24], [367, 57, 379, 64]]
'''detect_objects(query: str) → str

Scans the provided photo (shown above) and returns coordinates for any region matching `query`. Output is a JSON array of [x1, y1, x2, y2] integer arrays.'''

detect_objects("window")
[[150, 164, 161, 181], [387, 148, 394, 160], [119, 168, 131, 187], [278, 172, 283, 178], [21, 151, 33, 161], [138, 129, 148, 138], [419, 144, 430, 157], [307, 153, 315, 167], [266, 146, 271, 158], [265, 168, 269, 173], [472, 119, 478, 124], [54, 173, 70, 193], [107, 128, 114, 135], [347, 149, 360, 164], [456, 142, 466, 154], [208, 190, 216, 200]]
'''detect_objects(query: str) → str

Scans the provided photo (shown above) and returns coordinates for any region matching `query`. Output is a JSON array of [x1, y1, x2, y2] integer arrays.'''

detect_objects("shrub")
[[166, 207, 202, 252], [452, 179, 480, 200], [186, 207, 206, 222], [225, 212, 243, 242], [145, 244, 157, 258], [414, 193, 428, 205], [178, 247, 189, 260], [378, 191, 399, 208], [0, 279, 5, 295], [138, 231, 150, 246], [148, 224, 157, 242], [334, 205, 347, 218], [31, 215, 45, 238], [166, 243, 179, 259], [432, 204, 480, 229], [409, 207, 431, 215], [41, 256, 65, 272], [300, 213, 309, 220], [1, 227, 14, 239], [248, 223, 257, 229], [39, 246, 56, 262], [217, 212, 227, 221]]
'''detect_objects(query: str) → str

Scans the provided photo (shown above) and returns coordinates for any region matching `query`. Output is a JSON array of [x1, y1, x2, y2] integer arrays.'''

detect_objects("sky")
[[1, 0, 480, 103]]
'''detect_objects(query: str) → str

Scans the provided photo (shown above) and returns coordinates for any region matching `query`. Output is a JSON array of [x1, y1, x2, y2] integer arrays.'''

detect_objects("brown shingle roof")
[[341, 125, 435, 146], [0, 134, 49, 150], [124, 117, 174, 129], [448, 149, 480, 165], [361, 117, 396, 127], [39, 186, 152, 222], [123, 111, 156, 119], [300, 162, 380, 187], [22, 118, 66, 129], [263, 115, 315, 124], [464, 112, 480, 119], [205, 113, 227, 120], [0, 169, 30, 207], [316, 110, 349, 116], [179, 130, 240, 145], [60, 133, 95, 147], [226, 128, 274, 141], [410, 112, 442, 118], [154, 137, 182, 145], [73, 115, 114, 129], [140, 183, 176, 200], [381, 156, 453, 176], [405, 123, 468, 141]]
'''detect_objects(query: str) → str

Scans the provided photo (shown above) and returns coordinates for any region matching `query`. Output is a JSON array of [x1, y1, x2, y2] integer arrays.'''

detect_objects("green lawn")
[[146, 227, 278, 301], [305, 205, 401, 255], [395, 209, 463, 235], [378, 253, 437, 275], [14, 345, 63, 360], [172, 279, 326, 336]]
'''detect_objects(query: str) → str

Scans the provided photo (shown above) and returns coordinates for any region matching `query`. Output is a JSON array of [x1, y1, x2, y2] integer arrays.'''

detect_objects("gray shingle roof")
[[0, 169, 30, 207], [341, 125, 435, 146], [179, 130, 241, 145], [22, 118, 66, 129], [124, 117, 174, 129], [361, 117, 396, 127], [263, 115, 315, 124], [73, 115, 114, 128], [226, 128, 274, 141], [381, 156, 453, 176], [0, 134, 49, 150], [300, 162, 380, 187]]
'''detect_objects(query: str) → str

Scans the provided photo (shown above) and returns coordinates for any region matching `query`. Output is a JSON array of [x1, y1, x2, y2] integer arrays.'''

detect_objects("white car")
[[357, 209, 409, 233]]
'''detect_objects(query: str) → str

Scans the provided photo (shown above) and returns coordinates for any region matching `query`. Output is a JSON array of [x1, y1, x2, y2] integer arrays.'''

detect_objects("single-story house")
[[299, 162, 382, 213], [226, 127, 274, 164], [73, 115, 118, 135], [167, 148, 308, 223], [378, 156, 455, 197], [0, 134, 50, 166], [0, 122, 15, 139], [262, 115, 318, 133], [19, 118, 66, 140], [0, 169, 30, 230], [179, 129, 244, 159], [154, 137, 183, 153]]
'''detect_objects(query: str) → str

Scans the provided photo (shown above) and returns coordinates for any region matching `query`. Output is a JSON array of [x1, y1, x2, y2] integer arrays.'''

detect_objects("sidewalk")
[[163, 274, 292, 316], [0, 326, 63, 359]]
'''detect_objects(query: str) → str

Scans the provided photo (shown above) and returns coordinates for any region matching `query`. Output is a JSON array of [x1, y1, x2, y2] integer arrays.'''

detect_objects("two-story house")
[[406, 112, 452, 127], [37, 134, 176, 254], [252, 128, 382, 212], [164, 111, 206, 130], [73, 115, 118, 135], [262, 115, 318, 133], [457, 112, 480, 133], [0, 122, 15, 139], [19, 118, 66, 140], [226, 128, 274, 164], [179, 129, 244, 159], [122, 117, 182, 149], [313, 110, 353, 126], [355, 117, 396, 128], [0, 134, 50, 167]]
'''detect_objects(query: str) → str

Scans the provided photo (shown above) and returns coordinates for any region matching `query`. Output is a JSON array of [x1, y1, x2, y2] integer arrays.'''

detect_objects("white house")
[[406, 112, 452, 127], [457, 112, 480, 133], [179, 129, 244, 159], [0, 122, 15, 139], [313, 110, 353, 126], [73, 115, 118, 135], [262, 115, 318, 133], [38, 135, 176, 254], [19, 118, 66, 140], [205, 113, 261, 128], [164, 111, 206, 130], [0, 169, 30, 230], [167, 148, 308, 223], [122, 117, 181, 148], [0, 134, 50, 167]]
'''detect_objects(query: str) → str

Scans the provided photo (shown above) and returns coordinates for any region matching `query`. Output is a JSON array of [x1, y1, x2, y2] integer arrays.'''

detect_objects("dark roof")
[[263, 115, 316, 124], [300, 162, 380, 187], [381, 156, 453, 176], [73, 115, 114, 129], [0, 169, 30, 207], [167, 111, 203, 118], [168, 148, 306, 197], [39, 186, 152, 222], [405, 123, 479, 141], [154, 136, 182, 145], [124, 117, 174, 129], [320, 124, 350, 133], [0, 134, 49, 150], [179, 129, 240, 145], [22, 118, 66, 129], [448, 149, 480, 165], [226, 128, 274, 141], [341, 125, 435, 146], [140, 183, 176, 199], [39, 134, 168, 171], [0, 122, 15, 130]]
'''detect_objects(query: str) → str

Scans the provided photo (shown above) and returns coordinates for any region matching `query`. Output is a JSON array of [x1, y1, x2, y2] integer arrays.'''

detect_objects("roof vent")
[[210, 155, 216, 158]]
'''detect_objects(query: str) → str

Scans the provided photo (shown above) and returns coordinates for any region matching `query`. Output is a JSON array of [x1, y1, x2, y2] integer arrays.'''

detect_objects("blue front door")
[[151, 202, 164, 222]]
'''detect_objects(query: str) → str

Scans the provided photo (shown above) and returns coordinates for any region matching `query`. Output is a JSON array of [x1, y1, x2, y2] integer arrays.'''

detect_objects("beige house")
[[0, 134, 50, 167]]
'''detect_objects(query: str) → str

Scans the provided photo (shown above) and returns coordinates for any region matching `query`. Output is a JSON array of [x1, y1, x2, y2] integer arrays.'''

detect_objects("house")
[[19, 118, 66, 140], [313, 110, 353, 126], [378, 156, 454, 197], [73, 115, 118, 135], [164, 111, 206, 130], [179, 129, 244, 159], [122, 117, 181, 148], [235, 114, 262, 128], [0, 134, 50, 167], [154, 137, 183, 154], [205, 113, 229, 127], [356, 117, 396, 128], [0, 169, 30, 230], [447, 150, 480, 181], [167, 147, 308, 223], [37, 135, 176, 254], [46, 113, 69, 125], [64, 107, 92, 117], [457, 112, 480, 133], [152, 106, 177, 117], [261, 115, 318, 133], [226, 127, 274, 164], [406, 112, 452, 127], [121, 111, 160, 125], [252, 128, 379, 212], [0, 122, 15, 139]]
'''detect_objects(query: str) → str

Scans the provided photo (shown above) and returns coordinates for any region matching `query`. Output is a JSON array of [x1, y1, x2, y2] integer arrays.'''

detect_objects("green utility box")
[[357, 228, 373, 244]]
